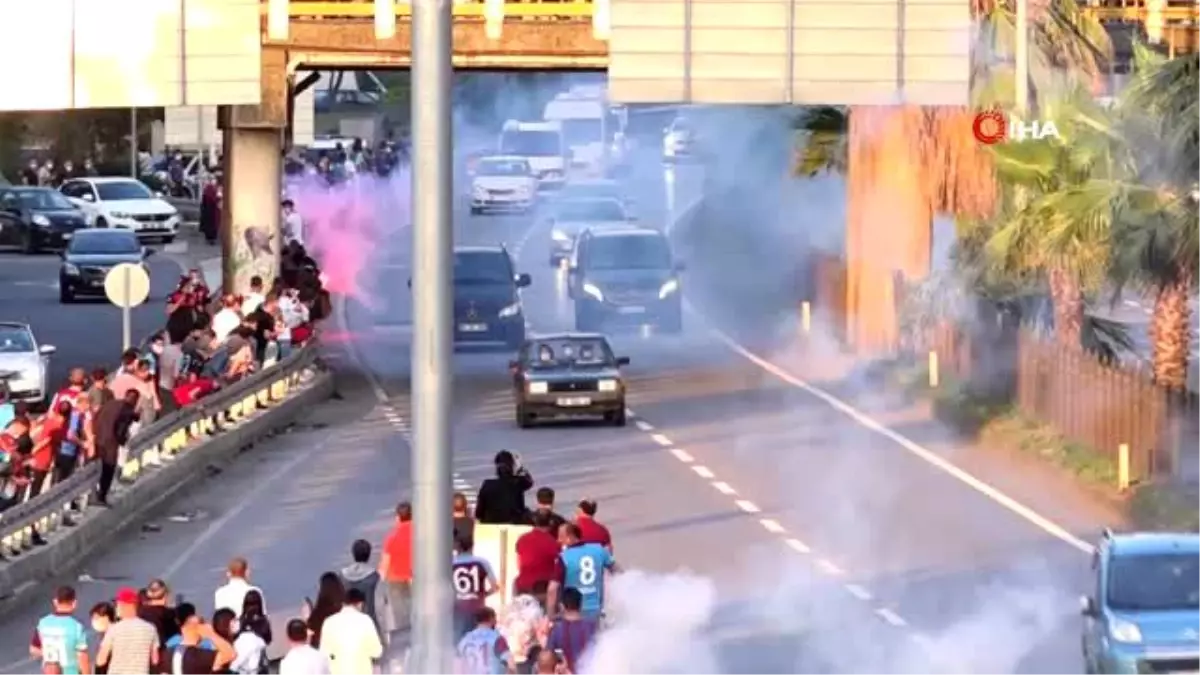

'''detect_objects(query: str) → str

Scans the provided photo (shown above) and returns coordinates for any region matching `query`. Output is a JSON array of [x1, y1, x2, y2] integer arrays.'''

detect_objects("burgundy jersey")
[[452, 554, 494, 614]]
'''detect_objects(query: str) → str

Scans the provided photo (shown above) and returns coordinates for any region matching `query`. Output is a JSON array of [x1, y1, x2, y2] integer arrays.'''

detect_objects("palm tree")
[[796, 0, 1112, 352]]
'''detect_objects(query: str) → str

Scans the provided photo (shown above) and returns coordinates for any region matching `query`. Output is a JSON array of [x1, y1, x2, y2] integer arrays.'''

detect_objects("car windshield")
[[1107, 553, 1200, 612], [95, 181, 152, 201], [0, 326, 34, 354], [526, 338, 613, 368], [500, 130, 561, 157], [561, 184, 619, 202], [68, 232, 140, 255], [454, 251, 512, 284], [14, 189, 74, 210], [561, 118, 603, 147], [583, 235, 672, 271], [477, 159, 530, 177], [555, 199, 625, 223]]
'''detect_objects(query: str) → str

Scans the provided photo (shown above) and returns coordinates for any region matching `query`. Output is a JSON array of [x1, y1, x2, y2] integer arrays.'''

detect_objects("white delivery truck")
[[541, 85, 627, 177], [498, 120, 566, 191]]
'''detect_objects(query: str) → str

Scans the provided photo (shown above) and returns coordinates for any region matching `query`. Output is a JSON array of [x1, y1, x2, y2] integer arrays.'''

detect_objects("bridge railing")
[[271, 0, 598, 19]]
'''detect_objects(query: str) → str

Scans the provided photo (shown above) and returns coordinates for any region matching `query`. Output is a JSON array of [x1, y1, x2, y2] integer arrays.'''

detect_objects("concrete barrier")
[[0, 365, 334, 617]]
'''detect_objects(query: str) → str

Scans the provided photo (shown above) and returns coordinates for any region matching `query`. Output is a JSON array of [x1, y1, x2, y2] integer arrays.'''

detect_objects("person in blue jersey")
[[455, 607, 515, 675], [547, 523, 621, 622], [30, 585, 91, 675]]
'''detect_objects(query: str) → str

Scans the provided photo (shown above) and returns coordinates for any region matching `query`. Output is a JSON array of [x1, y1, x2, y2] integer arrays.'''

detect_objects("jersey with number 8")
[[559, 542, 613, 616]]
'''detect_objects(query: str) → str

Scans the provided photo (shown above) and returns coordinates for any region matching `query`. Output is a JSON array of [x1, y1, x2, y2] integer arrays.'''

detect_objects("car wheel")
[[606, 407, 627, 427], [470, 207, 482, 216], [162, 236, 176, 245], [59, 286, 74, 303], [95, 217, 108, 228], [516, 406, 535, 429]]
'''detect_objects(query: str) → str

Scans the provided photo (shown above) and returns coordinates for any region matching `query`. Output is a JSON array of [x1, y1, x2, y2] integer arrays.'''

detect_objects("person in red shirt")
[[378, 501, 413, 637], [28, 401, 70, 498], [575, 499, 612, 552], [514, 511, 561, 607], [172, 371, 217, 407]]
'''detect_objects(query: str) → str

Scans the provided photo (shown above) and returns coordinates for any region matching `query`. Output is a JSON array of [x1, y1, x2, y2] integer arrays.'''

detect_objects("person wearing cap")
[[474, 450, 533, 525], [214, 557, 264, 618], [95, 588, 158, 675], [137, 579, 179, 645], [280, 618, 330, 675]]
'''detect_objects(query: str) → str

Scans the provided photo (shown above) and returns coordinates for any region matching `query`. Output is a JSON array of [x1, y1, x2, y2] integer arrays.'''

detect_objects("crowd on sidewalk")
[[27, 451, 616, 674], [0, 242, 330, 540]]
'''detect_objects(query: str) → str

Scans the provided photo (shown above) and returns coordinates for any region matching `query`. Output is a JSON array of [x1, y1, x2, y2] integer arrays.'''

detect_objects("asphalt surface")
[[0, 151, 1114, 673], [0, 244, 189, 396]]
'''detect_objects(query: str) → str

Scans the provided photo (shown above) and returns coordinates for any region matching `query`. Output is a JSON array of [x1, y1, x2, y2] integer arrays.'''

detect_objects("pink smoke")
[[288, 170, 412, 310]]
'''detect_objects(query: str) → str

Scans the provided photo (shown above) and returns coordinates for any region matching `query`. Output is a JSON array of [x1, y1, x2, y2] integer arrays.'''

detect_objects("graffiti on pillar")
[[230, 224, 277, 293]]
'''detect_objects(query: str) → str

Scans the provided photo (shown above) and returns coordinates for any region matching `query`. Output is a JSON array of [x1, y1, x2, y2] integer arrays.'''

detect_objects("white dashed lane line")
[[625, 407, 919, 638], [381, 402, 477, 505]]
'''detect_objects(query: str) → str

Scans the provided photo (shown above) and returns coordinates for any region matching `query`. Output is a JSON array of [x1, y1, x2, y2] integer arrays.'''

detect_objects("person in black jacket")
[[474, 450, 533, 525]]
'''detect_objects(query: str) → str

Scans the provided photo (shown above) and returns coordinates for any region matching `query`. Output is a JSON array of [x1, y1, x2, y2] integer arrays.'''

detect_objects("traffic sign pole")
[[103, 262, 151, 352], [122, 266, 132, 350]]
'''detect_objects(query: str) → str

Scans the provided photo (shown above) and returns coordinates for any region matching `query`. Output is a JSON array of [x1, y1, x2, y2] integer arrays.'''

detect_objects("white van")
[[498, 120, 566, 190], [542, 87, 626, 175]]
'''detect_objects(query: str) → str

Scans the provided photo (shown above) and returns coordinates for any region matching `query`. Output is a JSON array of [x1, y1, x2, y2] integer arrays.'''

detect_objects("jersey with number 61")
[[558, 542, 613, 616], [452, 553, 496, 615]]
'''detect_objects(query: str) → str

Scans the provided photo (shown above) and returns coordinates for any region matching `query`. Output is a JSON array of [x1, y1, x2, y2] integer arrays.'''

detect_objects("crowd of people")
[[0, 242, 330, 549], [26, 450, 617, 674], [13, 157, 102, 188]]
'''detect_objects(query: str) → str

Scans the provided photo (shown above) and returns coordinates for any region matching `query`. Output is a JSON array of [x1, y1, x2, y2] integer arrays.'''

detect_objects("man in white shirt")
[[319, 588, 383, 675], [281, 618, 331, 675], [241, 276, 266, 316], [282, 199, 305, 247], [213, 557, 264, 617], [212, 295, 243, 344]]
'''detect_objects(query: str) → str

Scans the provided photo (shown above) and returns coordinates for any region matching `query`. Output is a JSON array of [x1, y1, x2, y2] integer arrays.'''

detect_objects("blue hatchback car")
[[1082, 529, 1200, 674]]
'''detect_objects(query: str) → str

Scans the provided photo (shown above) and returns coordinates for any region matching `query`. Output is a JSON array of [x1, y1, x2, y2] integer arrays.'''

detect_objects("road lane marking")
[[759, 518, 786, 534], [711, 481, 736, 495], [702, 324, 1094, 555], [785, 537, 811, 554], [845, 584, 873, 601], [691, 465, 715, 479], [815, 558, 844, 576], [734, 499, 760, 513], [669, 448, 694, 463], [650, 433, 673, 447], [635, 420, 654, 431], [876, 608, 908, 627]]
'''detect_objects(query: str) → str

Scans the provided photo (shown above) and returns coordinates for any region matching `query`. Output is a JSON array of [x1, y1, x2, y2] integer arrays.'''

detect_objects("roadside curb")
[[0, 369, 335, 618]]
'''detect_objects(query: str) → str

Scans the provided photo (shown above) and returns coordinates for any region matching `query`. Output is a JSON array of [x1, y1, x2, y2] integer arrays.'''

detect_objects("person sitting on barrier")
[[171, 369, 218, 408], [0, 416, 32, 515]]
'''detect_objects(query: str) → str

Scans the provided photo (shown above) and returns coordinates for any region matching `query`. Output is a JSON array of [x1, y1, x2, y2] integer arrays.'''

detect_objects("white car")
[[60, 177, 181, 243], [547, 197, 633, 267], [662, 118, 694, 162], [0, 322, 55, 405], [469, 156, 538, 215]]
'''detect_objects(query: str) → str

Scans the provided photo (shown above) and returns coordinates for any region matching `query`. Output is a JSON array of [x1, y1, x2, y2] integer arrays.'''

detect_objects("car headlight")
[[498, 302, 521, 318], [528, 381, 548, 395], [551, 230, 570, 242], [582, 282, 604, 301], [1109, 618, 1142, 644], [598, 379, 618, 392], [31, 214, 51, 227], [63, 263, 80, 276], [659, 278, 679, 299], [111, 212, 132, 219]]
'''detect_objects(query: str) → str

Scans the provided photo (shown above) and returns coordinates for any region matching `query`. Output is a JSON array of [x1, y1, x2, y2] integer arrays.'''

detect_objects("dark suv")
[[568, 227, 683, 333], [449, 246, 530, 350]]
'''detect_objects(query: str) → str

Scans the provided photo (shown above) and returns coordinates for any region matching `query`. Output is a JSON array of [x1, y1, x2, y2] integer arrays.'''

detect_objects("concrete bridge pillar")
[[218, 48, 289, 294]]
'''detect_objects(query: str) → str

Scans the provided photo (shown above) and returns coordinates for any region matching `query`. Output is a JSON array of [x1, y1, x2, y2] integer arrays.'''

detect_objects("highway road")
[[0, 245, 187, 397], [0, 150, 1114, 673]]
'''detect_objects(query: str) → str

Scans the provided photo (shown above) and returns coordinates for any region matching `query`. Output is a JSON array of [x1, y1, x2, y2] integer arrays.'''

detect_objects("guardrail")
[[266, 0, 597, 18], [0, 343, 322, 558]]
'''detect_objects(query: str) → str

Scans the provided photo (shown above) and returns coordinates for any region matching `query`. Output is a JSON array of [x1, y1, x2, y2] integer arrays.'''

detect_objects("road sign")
[[104, 263, 150, 308], [104, 263, 151, 351]]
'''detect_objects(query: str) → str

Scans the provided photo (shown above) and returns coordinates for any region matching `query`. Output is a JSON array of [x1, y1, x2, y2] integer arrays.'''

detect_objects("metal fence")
[[0, 343, 322, 557]]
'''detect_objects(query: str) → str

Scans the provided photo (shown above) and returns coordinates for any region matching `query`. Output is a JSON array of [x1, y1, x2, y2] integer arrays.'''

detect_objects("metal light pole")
[[1014, 0, 1029, 113], [409, 0, 454, 671], [130, 108, 139, 177]]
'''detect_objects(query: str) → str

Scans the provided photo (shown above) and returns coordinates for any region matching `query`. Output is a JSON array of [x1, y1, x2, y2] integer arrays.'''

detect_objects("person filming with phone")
[[474, 450, 533, 525]]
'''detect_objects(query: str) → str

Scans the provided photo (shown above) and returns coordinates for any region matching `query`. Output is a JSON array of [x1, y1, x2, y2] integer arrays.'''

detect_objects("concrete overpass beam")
[[218, 48, 288, 294]]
